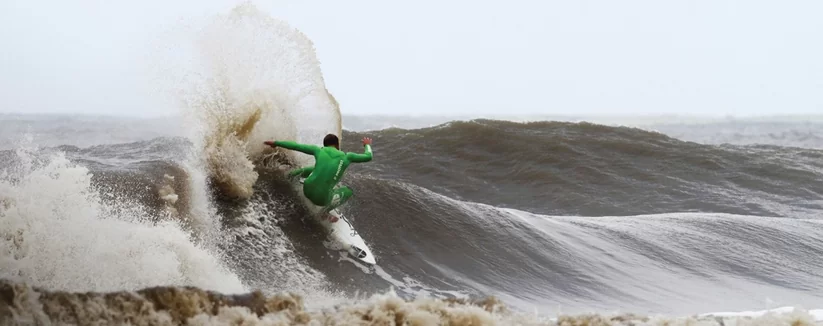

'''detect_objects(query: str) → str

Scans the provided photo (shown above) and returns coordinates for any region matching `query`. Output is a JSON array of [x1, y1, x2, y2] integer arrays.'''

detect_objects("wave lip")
[[153, 2, 342, 201]]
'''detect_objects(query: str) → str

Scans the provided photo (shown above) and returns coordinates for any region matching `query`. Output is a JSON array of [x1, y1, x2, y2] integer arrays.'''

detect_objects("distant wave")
[[340, 115, 823, 150], [342, 119, 823, 218]]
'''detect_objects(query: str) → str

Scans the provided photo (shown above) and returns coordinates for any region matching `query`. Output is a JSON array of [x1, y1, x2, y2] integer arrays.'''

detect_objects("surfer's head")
[[323, 133, 340, 149]]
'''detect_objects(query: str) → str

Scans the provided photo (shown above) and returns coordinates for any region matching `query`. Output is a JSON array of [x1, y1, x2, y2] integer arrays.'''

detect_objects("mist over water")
[[151, 2, 342, 201], [2, 3, 823, 325]]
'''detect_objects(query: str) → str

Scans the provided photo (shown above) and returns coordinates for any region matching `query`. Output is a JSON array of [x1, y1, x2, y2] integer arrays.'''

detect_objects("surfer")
[[264, 134, 373, 214]]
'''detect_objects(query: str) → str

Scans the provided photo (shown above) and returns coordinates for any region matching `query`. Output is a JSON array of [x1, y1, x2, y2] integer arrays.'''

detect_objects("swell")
[[342, 119, 823, 218], [340, 115, 823, 150], [330, 175, 823, 313]]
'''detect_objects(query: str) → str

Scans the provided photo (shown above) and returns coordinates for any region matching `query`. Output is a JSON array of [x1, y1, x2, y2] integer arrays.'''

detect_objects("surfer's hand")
[[264, 141, 276, 148], [362, 137, 373, 146]]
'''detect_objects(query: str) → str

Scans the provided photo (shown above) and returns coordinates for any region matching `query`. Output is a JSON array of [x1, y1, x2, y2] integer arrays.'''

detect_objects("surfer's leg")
[[325, 186, 354, 212], [289, 166, 314, 178], [302, 181, 329, 207]]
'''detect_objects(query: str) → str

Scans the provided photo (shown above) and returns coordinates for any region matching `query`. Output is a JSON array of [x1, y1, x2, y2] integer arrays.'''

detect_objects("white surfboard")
[[292, 177, 376, 265]]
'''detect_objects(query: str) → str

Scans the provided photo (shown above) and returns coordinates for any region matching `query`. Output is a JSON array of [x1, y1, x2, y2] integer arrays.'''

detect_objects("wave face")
[[331, 121, 823, 313], [3, 4, 823, 325]]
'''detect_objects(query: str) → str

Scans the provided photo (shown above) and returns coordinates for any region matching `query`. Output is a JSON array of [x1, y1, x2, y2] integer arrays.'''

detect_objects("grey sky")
[[1, 0, 821, 117]]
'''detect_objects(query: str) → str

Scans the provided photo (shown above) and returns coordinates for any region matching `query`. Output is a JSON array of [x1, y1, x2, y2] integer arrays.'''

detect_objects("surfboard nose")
[[350, 245, 376, 265]]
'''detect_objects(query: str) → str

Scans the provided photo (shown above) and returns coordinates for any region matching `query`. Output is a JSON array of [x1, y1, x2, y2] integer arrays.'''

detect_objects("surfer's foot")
[[326, 214, 339, 223]]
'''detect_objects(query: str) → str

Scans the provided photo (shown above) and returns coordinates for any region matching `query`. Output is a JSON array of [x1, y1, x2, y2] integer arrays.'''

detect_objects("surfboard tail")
[[292, 176, 377, 265]]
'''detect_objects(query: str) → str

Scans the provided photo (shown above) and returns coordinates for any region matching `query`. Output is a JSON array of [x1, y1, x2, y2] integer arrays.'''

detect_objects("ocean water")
[[2, 3, 822, 325]]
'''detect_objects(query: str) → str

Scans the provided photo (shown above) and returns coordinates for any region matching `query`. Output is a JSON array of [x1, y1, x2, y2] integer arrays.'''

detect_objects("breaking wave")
[[2, 2, 822, 325], [0, 145, 244, 294], [154, 2, 341, 200], [3, 279, 822, 325]]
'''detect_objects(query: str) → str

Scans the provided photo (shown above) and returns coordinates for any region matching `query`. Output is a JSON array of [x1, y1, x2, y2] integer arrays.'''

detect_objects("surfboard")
[[291, 177, 376, 265]]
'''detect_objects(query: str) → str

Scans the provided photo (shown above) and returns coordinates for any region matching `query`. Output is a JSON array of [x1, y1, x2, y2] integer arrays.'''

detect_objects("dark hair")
[[323, 134, 339, 147]]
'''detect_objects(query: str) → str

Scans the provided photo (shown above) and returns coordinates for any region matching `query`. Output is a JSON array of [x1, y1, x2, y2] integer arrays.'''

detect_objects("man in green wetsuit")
[[264, 134, 373, 215]]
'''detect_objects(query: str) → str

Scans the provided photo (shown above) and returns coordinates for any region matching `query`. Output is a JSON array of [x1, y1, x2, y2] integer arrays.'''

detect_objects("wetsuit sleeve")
[[346, 145, 373, 163], [273, 141, 320, 155]]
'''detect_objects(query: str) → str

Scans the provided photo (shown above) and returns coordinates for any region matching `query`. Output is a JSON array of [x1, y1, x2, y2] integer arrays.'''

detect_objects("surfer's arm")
[[270, 141, 320, 155], [346, 145, 373, 163], [347, 137, 373, 163]]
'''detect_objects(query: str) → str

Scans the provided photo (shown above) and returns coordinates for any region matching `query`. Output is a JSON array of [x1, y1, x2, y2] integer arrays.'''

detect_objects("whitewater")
[[2, 3, 823, 325]]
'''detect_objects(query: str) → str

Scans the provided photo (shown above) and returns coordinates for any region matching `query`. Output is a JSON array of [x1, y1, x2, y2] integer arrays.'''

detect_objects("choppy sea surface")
[[2, 3, 822, 325]]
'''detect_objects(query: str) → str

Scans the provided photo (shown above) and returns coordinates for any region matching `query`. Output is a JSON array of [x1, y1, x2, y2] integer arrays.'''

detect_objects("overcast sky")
[[1, 0, 821, 117]]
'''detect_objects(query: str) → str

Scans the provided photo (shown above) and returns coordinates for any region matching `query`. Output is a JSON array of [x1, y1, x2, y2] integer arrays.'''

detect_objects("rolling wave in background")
[[2, 3, 823, 325]]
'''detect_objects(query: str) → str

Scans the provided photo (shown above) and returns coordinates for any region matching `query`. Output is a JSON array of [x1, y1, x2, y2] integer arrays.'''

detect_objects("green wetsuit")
[[274, 140, 372, 212]]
